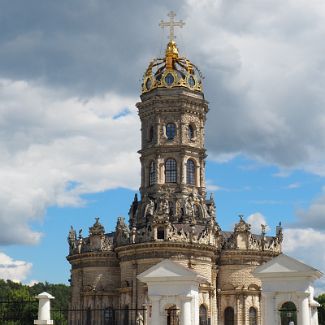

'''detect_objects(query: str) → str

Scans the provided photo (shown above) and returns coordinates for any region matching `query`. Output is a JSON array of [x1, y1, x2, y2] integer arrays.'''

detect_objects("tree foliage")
[[0, 279, 70, 325], [316, 294, 325, 325]]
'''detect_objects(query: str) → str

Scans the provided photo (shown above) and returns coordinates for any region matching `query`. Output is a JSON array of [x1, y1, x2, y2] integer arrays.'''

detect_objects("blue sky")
[[0, 0, 325, 292]]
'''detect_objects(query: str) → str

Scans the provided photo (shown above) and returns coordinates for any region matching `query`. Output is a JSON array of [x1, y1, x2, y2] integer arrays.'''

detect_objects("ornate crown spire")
[[141, 12, 203, 94]]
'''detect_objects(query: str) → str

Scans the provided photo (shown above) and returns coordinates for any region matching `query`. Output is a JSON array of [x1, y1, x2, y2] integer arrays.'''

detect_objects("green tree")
[[316, 293, 325, 325]]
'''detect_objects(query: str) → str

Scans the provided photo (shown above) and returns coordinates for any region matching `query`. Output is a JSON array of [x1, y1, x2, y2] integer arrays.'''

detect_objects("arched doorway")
[[166, 305, 179, 325], [279, 301, 297, 325], [224, 307, 234, 325], [199, 304, 208, 325]]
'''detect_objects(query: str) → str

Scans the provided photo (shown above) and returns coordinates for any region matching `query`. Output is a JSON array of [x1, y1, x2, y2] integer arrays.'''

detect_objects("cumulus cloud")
[[181, 0, 325, 174], [0, 252, 32, 282], [2, 0, 325, 176], [295, 187, 325, 230], [247, 212, 268, 234], [0, 79, 139, 245], [283, 228, 325, 293]]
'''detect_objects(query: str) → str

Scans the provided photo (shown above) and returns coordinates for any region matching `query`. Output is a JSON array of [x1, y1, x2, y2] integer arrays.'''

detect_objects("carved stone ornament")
[[89, 217, 105, 236], [234, 216, 251, 233]]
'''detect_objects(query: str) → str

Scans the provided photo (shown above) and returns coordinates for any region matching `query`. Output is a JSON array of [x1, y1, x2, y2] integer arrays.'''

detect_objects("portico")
[[138, 259, 208, 325], [254, 254, 322, 325]]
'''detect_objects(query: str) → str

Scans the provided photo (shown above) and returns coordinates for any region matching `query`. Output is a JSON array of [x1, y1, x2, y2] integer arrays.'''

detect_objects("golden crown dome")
[[141, 12, 203, 94]]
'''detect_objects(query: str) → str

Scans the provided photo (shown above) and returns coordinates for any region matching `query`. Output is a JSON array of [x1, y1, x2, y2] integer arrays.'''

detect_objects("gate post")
[[34, 292, 55, 325]]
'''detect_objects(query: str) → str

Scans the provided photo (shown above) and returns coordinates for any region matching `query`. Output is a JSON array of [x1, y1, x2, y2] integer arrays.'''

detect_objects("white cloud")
[[182, 0, 325, 174], [295, 187, 325, 230], [286, 182, 301, 189], [0, 79, 140, 245], [0, 252, 32, 282], [283, 228, 325, 293], [205, 179, 223, 192], [247, 212, 268, 234]]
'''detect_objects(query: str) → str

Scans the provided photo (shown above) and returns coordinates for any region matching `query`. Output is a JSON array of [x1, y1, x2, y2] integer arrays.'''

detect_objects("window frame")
[[149, 161, 156, 186], [165, 158, 177, 183], [186, 159, 196, 185], [166, 123, 176, 140]]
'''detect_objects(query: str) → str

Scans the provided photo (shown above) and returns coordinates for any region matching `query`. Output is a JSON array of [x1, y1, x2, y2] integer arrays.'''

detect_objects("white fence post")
[[34, 292, 55, 325]]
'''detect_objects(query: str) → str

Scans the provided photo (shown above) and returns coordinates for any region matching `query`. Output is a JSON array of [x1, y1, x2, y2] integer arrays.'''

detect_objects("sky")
[[1, 0, 325, 292]]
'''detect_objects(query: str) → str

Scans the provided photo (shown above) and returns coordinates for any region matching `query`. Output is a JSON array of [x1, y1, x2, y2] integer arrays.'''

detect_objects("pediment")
[[253, 254, 322, 279], [138, 259, 207, 283]]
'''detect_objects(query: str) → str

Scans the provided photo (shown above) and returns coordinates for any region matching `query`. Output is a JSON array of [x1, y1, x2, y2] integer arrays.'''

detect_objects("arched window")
[[188, 124, 195, 140], [149, 161, 156, 186], [224, 307, 234, 325], [166, 123, 176, 140], [199, 304, 208, 325], [165, 159, 177, 183], [186, 159, 195, 185], [249, 307, 257, 325], [279, 301, 297, 325]]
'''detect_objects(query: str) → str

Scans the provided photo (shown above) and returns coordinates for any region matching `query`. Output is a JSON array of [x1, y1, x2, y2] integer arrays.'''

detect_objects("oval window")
[[165, 73, 175, 86], [188, 75, 196, 87]]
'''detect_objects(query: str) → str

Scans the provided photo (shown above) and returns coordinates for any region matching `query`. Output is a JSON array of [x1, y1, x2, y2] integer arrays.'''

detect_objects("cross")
[[159, 11, 185, 42]]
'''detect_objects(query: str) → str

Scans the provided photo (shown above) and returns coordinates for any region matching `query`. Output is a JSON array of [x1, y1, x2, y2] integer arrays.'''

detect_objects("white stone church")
[[66, 12, 322, 325]]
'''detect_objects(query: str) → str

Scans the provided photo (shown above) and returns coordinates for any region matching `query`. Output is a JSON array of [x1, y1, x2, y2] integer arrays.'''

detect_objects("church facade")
[[67, 13, 283, 325]]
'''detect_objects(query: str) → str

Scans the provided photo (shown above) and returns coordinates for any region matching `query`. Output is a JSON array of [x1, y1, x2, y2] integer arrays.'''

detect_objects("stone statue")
[[208, 203, 215, 218], [131, 227, 137, 244], [159, 197, 169, 215], [184, 197, 194, 216], [136, 312, 144, 325], [77, 237, 83, 254], [115, 217, 130, 245], [145, 198, 155, 216], [68, 226, 76, 252], [261, 224, 267, 236]]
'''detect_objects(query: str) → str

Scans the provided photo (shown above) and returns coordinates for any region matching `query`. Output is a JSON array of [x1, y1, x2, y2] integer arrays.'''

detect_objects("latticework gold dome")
[[141, 41, 203, 94]]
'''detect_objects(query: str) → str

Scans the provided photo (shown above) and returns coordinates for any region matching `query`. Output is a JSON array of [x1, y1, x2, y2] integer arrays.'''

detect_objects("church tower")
[[128, 12, 216, 236], [67, 12, 283, 325], [114, 11, 220, 321]]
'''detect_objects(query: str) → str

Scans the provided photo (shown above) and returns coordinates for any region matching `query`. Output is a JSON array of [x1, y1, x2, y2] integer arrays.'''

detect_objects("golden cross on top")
[[159, 11, 185, 42]]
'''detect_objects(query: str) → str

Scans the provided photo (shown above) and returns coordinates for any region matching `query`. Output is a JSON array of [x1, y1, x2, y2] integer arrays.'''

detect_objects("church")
[[66, 12, 321, 325]]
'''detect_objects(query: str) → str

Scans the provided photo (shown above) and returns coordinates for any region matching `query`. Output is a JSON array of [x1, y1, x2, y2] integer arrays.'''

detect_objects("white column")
[[34, 292, 54, 325], [300, 296, 310, 325], [262, 292, 276, 325], [150, 296, 161, 325], [180, 295, 192, 325]]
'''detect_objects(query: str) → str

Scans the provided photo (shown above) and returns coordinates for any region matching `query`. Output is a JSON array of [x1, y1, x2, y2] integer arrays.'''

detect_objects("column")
[[242, 294, 246, 325], [180, 295, 192, 325], [261, 292, 276, 325], [236, 294, 240, 325], [150, 296, 160, 325], [300, 295, 310, 325]]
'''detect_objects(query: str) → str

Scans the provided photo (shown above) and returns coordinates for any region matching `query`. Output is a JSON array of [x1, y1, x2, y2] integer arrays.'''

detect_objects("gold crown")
[[141, 12, 203, 94]]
